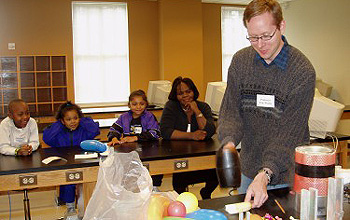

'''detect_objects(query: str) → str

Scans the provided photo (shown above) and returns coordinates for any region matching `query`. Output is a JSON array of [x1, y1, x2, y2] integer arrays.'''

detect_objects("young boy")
[[0, 99, 39, 156]]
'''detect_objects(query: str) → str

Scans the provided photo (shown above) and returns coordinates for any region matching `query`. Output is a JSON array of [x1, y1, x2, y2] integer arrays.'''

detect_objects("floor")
[[0, 189, 66, 220], [0, 174, 232, 220]]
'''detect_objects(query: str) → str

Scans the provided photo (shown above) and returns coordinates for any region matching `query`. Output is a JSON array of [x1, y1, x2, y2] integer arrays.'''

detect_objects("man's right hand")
[[223, 142, 236, 150]]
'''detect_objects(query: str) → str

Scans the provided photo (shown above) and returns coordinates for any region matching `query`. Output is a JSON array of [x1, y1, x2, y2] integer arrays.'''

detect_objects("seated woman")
[[160, 76, 218, 199]]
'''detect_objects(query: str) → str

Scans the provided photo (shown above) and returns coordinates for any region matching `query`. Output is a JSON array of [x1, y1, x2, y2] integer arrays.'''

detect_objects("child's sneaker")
[[64, 207, 79, 220], [55, 196, 65, 206], [152, 186, 161, 192]]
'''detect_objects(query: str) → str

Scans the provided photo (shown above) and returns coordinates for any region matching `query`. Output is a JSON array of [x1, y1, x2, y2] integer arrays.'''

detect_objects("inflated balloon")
[[163, 217, 193, 220], [167, 201, 186, 217], [176, 192, 198, 214], [186, 209, 227, 220], [80, 140, 107, 153], [147, 194, 171, 220]]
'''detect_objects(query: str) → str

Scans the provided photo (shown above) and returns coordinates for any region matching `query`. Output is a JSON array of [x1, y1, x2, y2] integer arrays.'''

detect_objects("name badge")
[[134, 126, 142, 134], [257, 94, 275, 108], [15, 137, 25, 143]]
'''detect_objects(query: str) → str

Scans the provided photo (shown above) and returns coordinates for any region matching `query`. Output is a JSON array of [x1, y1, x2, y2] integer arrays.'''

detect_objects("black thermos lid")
[[216, 145, 241, 188]]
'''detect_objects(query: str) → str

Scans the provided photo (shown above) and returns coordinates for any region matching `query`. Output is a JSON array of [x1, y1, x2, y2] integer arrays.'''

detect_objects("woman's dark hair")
[[129, 89, 149, 107], [168, 76, 199, 101], [55, 101, 84, 120]]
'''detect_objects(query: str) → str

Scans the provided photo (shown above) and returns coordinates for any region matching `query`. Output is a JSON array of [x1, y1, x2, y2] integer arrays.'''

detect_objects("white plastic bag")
[[83, 150, 152, 220]]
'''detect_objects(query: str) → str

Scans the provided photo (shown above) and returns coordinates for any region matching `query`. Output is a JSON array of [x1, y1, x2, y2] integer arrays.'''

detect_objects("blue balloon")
[[80, 140, 107, 153], [186, 209, 227, 220]]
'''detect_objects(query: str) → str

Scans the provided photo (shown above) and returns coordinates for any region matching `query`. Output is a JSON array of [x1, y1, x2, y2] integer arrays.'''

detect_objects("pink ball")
[[167, 201, 186, 217]]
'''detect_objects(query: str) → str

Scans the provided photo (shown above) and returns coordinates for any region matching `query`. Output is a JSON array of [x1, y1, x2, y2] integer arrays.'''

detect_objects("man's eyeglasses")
[[246, 28, 277, 43]]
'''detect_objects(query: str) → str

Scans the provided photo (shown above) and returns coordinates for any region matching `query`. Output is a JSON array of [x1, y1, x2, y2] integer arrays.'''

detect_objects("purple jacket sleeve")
[[138, 112, 160, 141], [42, 121, 65, 147], [79, 117, 100, 139], [107, 115, 124, 141]]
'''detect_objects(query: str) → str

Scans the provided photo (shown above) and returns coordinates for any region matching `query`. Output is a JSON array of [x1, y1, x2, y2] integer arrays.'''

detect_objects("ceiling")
[[202, 0, 294, 5]]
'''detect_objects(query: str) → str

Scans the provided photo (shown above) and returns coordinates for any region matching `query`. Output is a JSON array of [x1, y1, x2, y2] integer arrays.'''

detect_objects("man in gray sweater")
[[218, 0, 315, 208]]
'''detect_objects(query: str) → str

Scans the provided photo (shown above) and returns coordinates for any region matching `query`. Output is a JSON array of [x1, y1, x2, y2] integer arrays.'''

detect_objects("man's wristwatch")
[[258, 168, 272, 184]]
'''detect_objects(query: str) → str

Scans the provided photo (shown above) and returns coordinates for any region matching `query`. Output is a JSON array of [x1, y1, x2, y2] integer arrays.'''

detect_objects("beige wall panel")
[[284, 0, 350, 105], [159, 0, 205, 96], [0, 0, 160, 102], [0, 0, 74, 100], [202, 3, 222, 98], [128, 0, 159, 92]]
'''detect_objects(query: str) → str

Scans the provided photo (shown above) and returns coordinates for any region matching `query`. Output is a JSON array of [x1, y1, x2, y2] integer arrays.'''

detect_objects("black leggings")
[[172, 169, 218, 200], [151, 174, 164, 187]]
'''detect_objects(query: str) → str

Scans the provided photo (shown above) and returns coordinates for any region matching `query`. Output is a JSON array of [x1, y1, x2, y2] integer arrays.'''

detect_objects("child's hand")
[[120, 136, 138, 143], [107, 137, 121, 146], [191, 130, 207, 140], [18, 145, 33, 156]]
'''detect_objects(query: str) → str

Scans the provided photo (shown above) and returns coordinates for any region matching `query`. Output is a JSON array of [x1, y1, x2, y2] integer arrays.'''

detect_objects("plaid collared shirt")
[[255, 35, 290, 70]]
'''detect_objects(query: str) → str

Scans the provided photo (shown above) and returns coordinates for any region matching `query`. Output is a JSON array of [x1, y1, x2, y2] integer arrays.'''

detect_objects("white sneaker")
[[64, 207, 79, 220], [152, 186, 161, 192]]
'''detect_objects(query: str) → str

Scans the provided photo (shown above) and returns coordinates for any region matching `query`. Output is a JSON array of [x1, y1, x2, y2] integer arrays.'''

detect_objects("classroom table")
[[0, 138, 220, 209], [199, 187, 350, 219], [0, 134, 348, 210]]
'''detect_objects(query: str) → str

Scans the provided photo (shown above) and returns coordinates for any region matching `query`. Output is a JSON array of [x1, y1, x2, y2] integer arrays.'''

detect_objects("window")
[[221, 7, 250, 82], [72, 2, 130, 106]]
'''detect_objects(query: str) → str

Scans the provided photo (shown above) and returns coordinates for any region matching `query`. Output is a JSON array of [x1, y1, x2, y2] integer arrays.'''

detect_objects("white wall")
[[284, 0, 350, 105]]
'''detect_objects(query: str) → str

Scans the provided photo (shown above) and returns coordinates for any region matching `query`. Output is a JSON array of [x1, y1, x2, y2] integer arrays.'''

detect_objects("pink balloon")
[[167, 201, 187, 217]]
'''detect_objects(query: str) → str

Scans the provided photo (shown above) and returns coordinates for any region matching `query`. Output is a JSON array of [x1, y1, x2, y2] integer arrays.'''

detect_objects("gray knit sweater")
[[218, 45, 316, 185]]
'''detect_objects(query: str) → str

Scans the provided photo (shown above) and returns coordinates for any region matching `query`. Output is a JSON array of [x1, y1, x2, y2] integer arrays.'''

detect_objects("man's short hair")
[[8, 99, 27, 113], [243, 0, 283, 29]]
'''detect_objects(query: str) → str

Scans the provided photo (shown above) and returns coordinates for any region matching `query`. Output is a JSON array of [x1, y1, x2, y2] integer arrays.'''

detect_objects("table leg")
[[83, 181, 96, 210]]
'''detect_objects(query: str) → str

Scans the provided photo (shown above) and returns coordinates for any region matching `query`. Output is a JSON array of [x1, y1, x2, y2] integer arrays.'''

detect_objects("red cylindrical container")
[[294, 145, 335, 196]]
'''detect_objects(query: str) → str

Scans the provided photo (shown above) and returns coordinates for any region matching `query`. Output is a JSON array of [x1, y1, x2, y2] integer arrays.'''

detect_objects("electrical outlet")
[[19, 175, 37, 186], [8, 43, 15, 50], [143, 163, 150, 171], [66, 171, 83, 182], [174, 160, 189, 170]]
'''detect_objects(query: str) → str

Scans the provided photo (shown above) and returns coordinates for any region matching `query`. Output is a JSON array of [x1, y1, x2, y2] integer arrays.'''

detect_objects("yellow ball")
[[176, 192, 198, 213]]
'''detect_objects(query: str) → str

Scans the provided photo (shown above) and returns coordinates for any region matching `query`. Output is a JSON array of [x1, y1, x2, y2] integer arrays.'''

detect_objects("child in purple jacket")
[[107, 90, 162, 188], [43, 102, 99, 147], [107, 90, 160, 145], [43, 101, 100, 217]]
